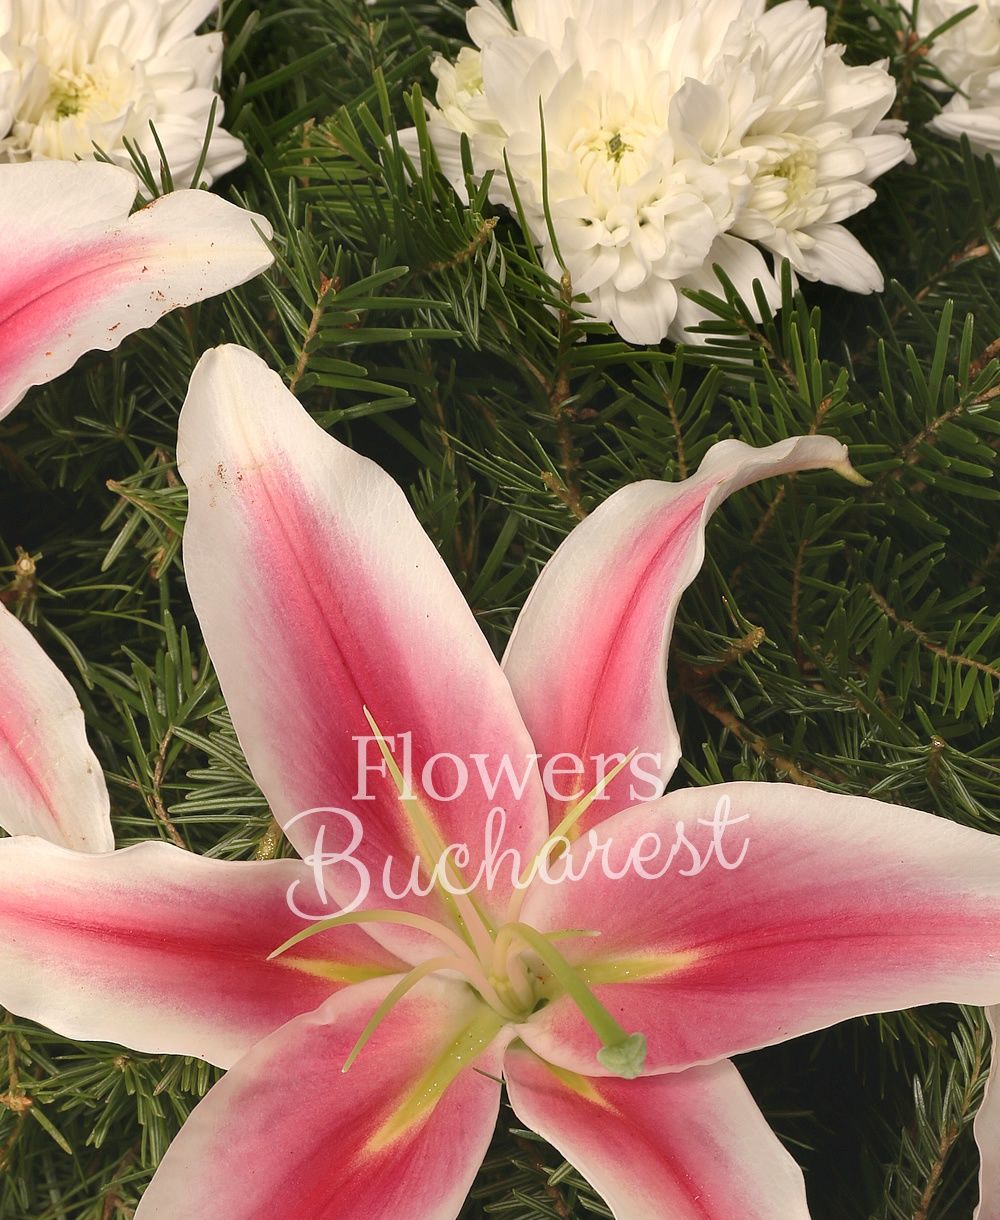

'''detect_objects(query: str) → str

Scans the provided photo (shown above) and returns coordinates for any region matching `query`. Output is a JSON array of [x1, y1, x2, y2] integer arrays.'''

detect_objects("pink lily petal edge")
[[0, 160, 274, 421], [2, 344, 999, 1217], [0, 601, 113, 851]]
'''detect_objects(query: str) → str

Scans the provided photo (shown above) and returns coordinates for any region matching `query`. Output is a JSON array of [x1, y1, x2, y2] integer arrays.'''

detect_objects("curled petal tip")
[[832, 457, 871, 487]]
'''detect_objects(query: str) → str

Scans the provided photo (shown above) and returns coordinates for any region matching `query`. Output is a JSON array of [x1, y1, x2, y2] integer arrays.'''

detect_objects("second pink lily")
[[4, 345, 1000, 1218]]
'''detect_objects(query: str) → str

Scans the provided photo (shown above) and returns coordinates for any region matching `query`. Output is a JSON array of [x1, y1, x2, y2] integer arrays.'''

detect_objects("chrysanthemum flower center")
[[6, 44, 146, 163], [745, 135, 825, 229], [0, 1, 241, 185], [46, 67, 118, 120], [775, 146, 818, 203], [607, 131, 630, 163], [571, 115, 657, 191]]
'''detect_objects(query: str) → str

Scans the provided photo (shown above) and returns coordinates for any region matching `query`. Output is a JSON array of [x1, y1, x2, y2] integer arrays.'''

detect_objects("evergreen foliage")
[[1, 0, 999, 1215]]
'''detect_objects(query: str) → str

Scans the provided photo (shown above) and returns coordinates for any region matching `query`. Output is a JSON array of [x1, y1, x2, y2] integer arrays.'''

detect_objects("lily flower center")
[[267, 716, 647, 1080], [270, 909, 647, 1080]]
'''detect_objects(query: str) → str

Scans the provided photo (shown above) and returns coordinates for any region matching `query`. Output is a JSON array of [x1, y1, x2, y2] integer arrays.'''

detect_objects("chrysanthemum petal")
[[792, 222, 884, 292]]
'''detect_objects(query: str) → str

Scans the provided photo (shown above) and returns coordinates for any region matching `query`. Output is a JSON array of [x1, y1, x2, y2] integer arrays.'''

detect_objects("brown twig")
[[912, 1024, 988, 1220], [1, 1015, 27, 1114], [427, 216, 498, 273], [550, 273, 586, 520], [522, 273, 587, 520], [969, 336, 1000, 381], [254, 817, 284, 861], [0, 548, 38, 608], [146, 728, 186, 848], [684, 627, 767, 681], [664, 387, 688, 478], [789, 535, 812, 667], [867, 584, 1000, 681], [100, 1146, 138, 1220], [677, 662, 821, 786], [289, 275, 336, 396], [733, 395, 833, 582], [889, 400, 968, 484]]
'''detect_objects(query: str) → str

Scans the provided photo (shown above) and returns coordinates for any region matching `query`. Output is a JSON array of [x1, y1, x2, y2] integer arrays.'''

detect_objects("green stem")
[[268, 909, 475, 966], [363, 707, 498, 958], [507, 751, 636, 924], [504, 923, 646, 1077]]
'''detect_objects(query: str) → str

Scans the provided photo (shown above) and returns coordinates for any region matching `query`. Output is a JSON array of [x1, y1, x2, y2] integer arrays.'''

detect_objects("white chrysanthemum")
[[929, 67, 1000, 159], [404, 0, 909, 345], [0, 0, 244, 187], [728, 1, 909, 294], [913, 0, 1000, 162], [914, 0, 1000, 89]]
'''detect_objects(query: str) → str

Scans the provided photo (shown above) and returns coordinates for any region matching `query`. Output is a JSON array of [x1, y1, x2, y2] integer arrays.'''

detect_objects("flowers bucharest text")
[[353, 733, 665, 804], [285, 794, 751, 921]]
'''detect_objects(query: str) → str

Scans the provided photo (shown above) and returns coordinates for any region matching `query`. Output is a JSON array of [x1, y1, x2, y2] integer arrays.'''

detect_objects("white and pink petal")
[[0, 838, 403, 1068], [976, 1007, 1000, 1220], [515, 783, 1000, 1075], [0, 161, 273, 420], [135, 977, 507, 1219], [0, 602, 113, 851], [504, 1047, 809, 1220], [178, 345, 549, 947], [502, 439, 855, 830]]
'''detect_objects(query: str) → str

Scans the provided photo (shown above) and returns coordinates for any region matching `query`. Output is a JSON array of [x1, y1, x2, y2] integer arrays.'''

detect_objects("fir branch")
[[867, 582, 1000, 682]]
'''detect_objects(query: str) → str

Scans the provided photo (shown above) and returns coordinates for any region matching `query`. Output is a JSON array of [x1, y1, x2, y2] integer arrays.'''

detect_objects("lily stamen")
[[506, 750, 637, 925], [342, 955, 522, 1073], [363, 707, 498, 960], [267, 909, 477, 967], [269, 909, 644, 1077]]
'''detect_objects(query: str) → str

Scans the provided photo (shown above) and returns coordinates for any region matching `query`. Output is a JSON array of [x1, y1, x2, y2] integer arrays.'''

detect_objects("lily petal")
[[0, 161, 274, 421], [135, 977, 507, 1219], [0, 603, 113, 851], [0, 838, 403, 1068], [502, 438, 853, 828], [178, 345, 548, 942], [504, 1047, 809, 1219], [976, 1007, 1000, 1220], [515, 782, 1000, 1074]]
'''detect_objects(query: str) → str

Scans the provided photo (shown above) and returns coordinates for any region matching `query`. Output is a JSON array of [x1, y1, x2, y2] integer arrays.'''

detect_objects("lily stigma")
[[270, 714, 647, 1080], [7, 346, 1000, 1218]]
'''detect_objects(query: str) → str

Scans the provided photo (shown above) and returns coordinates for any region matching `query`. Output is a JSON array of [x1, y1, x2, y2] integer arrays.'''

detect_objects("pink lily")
[[0, 160, 273, 422], [977, 1009, 999, 1220], [0, 599, 113, 851], [3, 344, 1000, 1217]]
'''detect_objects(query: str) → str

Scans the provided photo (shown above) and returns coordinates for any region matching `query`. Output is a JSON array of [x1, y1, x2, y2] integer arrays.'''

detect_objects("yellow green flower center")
[[776, 145, 818, 202], [268, 713, 648, 1079]]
